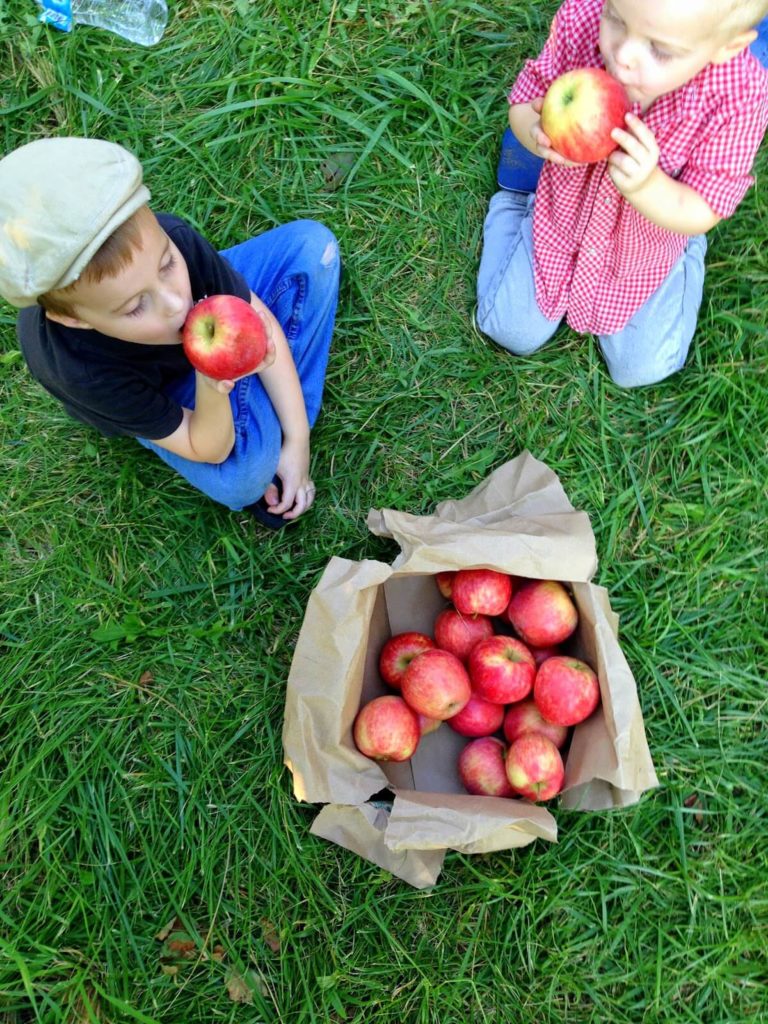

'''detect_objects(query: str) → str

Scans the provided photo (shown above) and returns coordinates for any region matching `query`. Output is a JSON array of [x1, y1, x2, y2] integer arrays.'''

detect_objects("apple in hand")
[[534, 656, 600, 726], [505, 579, 578, 647], [446, 694, 505, 738], [401, 648, 471, 721], [468, 636, 536, 705], [505, 733, 565, 801], [353, 695, 420, 762], [503, 699, 569, 749], [540, 67, 631, 164], [434, 608, 494, 663], [379, 631, 435, 689], [182, 294, 269, 380], [452, 569, 513, 617], [458, 737, 516, 798]]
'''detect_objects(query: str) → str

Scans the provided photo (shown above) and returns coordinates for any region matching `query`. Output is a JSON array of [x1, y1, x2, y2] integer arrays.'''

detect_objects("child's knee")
[[293, 220, 340, 272], [607, 358, 686, 388], [475, 308, 549, 356]]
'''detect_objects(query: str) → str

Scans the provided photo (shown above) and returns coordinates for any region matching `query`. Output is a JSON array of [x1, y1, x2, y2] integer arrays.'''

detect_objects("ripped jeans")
[[138, 220, 340, 510]]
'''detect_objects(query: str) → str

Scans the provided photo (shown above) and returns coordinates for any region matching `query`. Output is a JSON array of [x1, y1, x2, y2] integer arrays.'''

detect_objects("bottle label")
[[37, 0, 74, 32]]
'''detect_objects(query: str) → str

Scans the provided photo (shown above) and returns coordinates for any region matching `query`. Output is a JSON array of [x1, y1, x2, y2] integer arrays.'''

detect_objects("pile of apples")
[[352, 568, 601, 802]]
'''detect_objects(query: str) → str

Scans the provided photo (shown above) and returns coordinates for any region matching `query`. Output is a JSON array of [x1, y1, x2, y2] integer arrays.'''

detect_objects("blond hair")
[[717, 0, 768, 32]]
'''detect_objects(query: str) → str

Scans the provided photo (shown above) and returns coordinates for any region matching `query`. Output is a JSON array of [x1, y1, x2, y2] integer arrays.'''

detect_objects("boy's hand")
[[527, 97, 580, 168], [253, 316, 278, 373], [264, 436, 315, 521], [608, 113, 659, 195]]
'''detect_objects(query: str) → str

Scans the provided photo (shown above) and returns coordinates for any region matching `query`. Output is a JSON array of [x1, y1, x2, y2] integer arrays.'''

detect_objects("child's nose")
[[161, 289, 186, 317], [614, 39, 638, 70]]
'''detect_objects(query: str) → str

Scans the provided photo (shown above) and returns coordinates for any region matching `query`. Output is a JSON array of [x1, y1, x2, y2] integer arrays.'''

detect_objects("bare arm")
[[153, 303, 276, 464], [151, 373, 237, 464], [247, 292, 315, 520]]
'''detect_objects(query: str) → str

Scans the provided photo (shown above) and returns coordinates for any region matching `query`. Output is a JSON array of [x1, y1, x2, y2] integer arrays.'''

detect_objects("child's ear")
[[44, 309, 93, 330], [711, 28, 757, 65]]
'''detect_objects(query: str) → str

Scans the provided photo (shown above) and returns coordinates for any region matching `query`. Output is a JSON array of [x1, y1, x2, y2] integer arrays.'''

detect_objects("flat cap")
[[0, 137, 150, 307]]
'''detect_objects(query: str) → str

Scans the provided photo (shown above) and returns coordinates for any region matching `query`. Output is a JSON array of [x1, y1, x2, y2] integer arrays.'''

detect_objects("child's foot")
[[751, 16, 768, 67], [245, 476, 297, 530], [497, 127, 544, 192]]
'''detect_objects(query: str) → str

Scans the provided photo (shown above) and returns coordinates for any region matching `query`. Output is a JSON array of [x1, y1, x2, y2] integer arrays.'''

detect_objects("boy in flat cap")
[[0, 137, 340, 526]]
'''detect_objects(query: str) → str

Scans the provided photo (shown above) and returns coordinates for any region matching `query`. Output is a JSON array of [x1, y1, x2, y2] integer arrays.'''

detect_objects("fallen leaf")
[[156, 916, 181, 942], [260, 918, 281, 953], [225, 968, 255, 1004], [320, 152, 355, 191]]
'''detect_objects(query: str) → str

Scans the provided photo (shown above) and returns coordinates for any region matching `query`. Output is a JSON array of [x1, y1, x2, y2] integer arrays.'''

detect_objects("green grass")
[[1, 1, 767, 1020]]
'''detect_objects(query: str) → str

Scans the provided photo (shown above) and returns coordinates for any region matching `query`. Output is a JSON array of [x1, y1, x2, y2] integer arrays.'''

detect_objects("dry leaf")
[[260, 918, 281, 953], [225, 969, 255, 1004], [156, 916, 181, 942]]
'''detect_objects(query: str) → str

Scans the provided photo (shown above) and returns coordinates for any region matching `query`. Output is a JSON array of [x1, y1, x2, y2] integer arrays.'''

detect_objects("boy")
[[477, 0, 768, 387], [0, 137, 340, 526]]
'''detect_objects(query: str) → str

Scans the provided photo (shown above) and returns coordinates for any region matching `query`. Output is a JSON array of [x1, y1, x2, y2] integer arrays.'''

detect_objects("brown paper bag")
[[283, 452, 658, 888]]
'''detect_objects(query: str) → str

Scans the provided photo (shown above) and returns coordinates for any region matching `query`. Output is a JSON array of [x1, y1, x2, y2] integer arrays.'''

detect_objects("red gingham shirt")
[[508, 0, 768, 334]]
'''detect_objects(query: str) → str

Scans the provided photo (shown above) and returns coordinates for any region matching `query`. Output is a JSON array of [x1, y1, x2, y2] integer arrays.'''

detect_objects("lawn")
[[1, 1, 767, 1021]]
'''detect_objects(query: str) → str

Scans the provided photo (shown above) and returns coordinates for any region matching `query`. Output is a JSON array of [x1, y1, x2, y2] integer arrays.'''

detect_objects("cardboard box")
[[283, 453, 658, 888]]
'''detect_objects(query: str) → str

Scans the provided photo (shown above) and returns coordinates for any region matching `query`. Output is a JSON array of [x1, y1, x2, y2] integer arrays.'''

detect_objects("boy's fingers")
[[624, 111, 655, 144], [267, 479, 300, 515], [282, 483, 315, 520], [255, 337, 277, 372], [613, 116, 657, 155]]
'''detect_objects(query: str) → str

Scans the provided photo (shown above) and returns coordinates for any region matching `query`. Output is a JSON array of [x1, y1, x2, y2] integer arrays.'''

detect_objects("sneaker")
[[497, 127, 544, 192], [751, 16, 768, 67]]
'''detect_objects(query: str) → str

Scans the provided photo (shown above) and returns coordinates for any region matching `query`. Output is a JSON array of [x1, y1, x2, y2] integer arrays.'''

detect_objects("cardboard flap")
[[367, 452, 597, 582], [310, 803, 446, 889], [283, 556, 394, 804], [562, 583, 659, 804], [385, 790, 557, 854]]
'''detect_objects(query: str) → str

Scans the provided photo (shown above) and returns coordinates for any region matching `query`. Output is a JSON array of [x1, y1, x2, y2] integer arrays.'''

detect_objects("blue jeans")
[[476, 190, 706, 388], [138, 220, 340, 509]]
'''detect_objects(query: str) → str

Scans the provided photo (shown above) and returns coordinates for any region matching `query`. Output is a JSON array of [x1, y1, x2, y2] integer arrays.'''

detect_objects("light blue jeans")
[[476, 190, 707, 387], [138, 220, 340, 509]]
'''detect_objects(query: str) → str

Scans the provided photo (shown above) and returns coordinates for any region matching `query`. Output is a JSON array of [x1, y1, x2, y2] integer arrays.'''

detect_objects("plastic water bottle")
[[35, 0, 168, 46]]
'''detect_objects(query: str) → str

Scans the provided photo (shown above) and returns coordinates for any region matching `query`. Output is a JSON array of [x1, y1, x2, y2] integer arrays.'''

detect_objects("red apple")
[[468, 635, 536, 705], [505, 579, 578, 647], [435, 571, 456, 599], [446, 694, 505, 737], [182, 294, 268, 380], [534, 656, 600, 726], [452, 568, 513, 616], [401, 648, 471, 721], [417, 713, 442, 736], [458, 737, 516, 798], [540, 67, 631, 164], [379, 631, 435, 689], [529, 643, 560, 667], [353, 695, 420, 762], [503, 699, 569, 749], [434, 607, 494, 663], [505, 733, 565, 801]]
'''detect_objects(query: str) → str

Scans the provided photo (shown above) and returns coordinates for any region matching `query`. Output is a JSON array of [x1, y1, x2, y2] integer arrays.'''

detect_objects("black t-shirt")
[[17, 213, 250, 440]]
